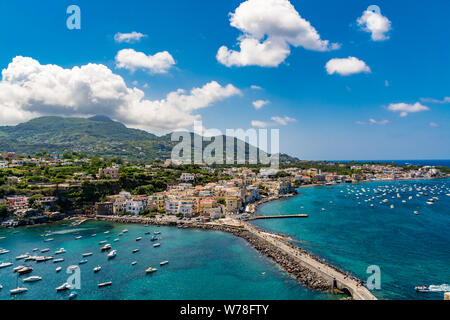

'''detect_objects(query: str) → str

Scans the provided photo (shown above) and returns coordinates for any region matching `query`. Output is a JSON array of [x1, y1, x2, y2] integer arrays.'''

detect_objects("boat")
[[414, 211, 419, 215], [107, 250, 117, 259], [146, 267, 157, 274], [0, 249, 9, 255], [0, 262, 13, 268], [104, 231, 110, 234], [56, 283, 72, 292], [32, 248, 38, 252], [17, 266, 33, 275], [91, 234, 97, 237], [53, 258, 64, 263], [13, 265, 25, 272], [101, 244, 111, 251], [79, 259, 88, 265], [82, 252, 93, 257], [44, 238, 54, 242], [56, 267, 62, 272], [98, 281, 112, 288], [68, 291, 78, 300], [132, 249, 140, 253], [23, 276, 42, 282], [415, 285, 430, 292], [10, 287, 28, 295], [122, 229, 128, 233], [75, 236, 82, 240], [131, 261, 137, 266], [150, 236, 158, 242], [113, 238, 119, 242], [41, 248, 50, 253], [154, 231, 161, 235], [153, 243, 160, 248], [160, 261, 169, 266], [136, 237, 142, 241], [55, 248, 66, 254], [93, 266, 101, 273], [16, 254, 29, 260], [99, 240, 107, 244]]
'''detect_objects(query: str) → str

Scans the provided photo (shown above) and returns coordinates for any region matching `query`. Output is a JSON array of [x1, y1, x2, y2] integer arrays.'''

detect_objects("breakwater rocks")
[[94, 215, 353, 293]]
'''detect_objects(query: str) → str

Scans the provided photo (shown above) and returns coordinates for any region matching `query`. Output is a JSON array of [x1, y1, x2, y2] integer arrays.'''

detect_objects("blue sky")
[[0, 0, 449, 160]]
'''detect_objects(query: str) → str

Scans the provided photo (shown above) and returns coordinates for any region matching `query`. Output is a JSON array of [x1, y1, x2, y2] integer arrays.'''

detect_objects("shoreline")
[[94, 214, 376, 300]]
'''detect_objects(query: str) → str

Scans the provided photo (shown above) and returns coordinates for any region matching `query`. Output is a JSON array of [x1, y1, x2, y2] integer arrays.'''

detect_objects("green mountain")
[[0, 116, 299, 163]]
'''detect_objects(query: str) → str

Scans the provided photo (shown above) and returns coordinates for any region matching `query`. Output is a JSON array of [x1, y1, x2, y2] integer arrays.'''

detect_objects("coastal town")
[[0, 151, 448, 227]]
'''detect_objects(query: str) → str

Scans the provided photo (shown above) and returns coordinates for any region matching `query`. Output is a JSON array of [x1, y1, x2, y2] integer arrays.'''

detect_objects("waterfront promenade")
[[94, 214, 377, 300]]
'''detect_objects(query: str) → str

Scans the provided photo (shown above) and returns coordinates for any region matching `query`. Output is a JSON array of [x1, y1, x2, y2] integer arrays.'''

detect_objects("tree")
[[0, 205, 9, 219]]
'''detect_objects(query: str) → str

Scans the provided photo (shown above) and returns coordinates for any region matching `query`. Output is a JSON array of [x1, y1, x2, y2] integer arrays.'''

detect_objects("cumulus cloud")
[[115, 49, 175, 74], [252, 99, 270, 110], [217, 0, 339, 67], [357, 8, 391, 41], [325, 56, 371, 76], [387, 102, 430, 117], [0, 56, 241, 132], [251, 115, 296, 128], [114, 31, 147, 43]]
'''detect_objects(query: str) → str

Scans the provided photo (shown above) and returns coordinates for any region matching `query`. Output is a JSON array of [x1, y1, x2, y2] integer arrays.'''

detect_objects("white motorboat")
[[10, 287, 28, 295], [23, 276, 42, 282], [56, 282, 72, 292], [107, 250, 117, 259]]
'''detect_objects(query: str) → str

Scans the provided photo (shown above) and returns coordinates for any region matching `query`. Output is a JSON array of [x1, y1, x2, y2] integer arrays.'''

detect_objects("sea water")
[[0, 221, 334, 300], [253, 179, 450, 300]]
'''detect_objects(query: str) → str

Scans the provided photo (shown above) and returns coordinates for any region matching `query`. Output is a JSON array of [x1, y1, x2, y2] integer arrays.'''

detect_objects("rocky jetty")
[[94, 215, 364, 293]]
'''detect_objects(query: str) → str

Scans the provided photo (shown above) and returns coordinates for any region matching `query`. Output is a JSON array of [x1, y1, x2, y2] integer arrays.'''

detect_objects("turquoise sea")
[[254, 178, 450, 300], [1, 179, 448, 300], [0, 220, 334, 300]]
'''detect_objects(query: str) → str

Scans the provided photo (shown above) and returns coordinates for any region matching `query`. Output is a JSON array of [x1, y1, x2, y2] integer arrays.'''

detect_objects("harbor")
[[95, 214, 375, 300]]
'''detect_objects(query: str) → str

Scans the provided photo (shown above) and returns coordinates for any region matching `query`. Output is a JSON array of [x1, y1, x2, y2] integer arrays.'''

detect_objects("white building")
[[126, 199, 145, 215], [180, 173, 195, 182], [0, 161, 8, 169]]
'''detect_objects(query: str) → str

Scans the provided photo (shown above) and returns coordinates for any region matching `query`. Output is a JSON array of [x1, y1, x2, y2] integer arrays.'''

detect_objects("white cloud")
[[217, 0, 339, 67], [385, 80, 389, 87], [387, 102, 430, 117], [420, 97, 450, 104], [115, 49, 175, 74], [251, 115, 296, 128], [252, 99, 270, 109], [0, 56, 241, 132], [114, 31, 147, 43], [250, 85, 262, 90], [369, 118, 389, 125], [251, 120, 271, 128], [325, 56, 371, 76], [271, 115, 296, 125], [357, 9, 391, 41], [429, 122, 439, 127]]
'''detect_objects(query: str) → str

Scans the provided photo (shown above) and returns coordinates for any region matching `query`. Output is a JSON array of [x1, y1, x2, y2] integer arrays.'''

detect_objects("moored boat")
[[94, 266, 101, 273], [98, 281, 112, 288], [56, 282, 72, 292], [107, 250, 117, 259], [10, 287, 28, 295], [146, 267, 157, 274], [23, 276, 42, 282]]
